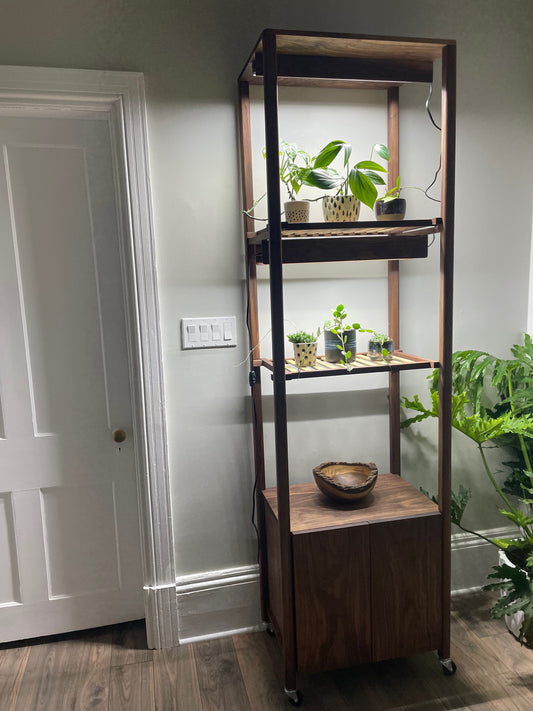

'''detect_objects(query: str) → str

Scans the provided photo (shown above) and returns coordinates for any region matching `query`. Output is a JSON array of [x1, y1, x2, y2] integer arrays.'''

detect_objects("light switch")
[[181, 317, 237, 349]]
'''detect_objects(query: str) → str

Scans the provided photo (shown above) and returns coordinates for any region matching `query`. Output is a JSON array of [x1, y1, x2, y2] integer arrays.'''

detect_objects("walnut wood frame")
[[238, 28, 456, 694]]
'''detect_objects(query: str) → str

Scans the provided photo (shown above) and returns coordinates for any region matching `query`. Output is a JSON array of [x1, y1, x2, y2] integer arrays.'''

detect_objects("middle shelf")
[[257, 350, 438, 380], [248, 218, 442, 264]]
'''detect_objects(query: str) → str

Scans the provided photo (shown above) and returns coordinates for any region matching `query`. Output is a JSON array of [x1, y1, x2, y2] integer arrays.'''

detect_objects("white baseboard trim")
[[177, 565, 263, 644], [176, 525, 517, 643]]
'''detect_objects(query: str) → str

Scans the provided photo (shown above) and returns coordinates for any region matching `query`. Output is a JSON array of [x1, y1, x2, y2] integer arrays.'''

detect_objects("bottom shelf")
[[263, 475, 444, 673]]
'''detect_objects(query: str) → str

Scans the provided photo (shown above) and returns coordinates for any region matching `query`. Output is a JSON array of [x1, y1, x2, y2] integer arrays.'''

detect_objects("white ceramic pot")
[[284, 200, 310, 223]]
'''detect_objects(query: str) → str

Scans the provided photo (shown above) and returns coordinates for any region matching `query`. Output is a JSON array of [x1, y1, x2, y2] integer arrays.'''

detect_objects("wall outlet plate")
[[181, 316, 237, 349]]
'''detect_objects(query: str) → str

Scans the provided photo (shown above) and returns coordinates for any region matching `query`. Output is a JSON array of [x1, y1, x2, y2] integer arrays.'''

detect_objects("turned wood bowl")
[[312, 462, 378, 503]]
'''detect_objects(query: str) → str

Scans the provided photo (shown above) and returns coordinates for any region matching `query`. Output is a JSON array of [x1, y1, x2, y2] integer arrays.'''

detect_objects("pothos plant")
[[269, 141, 314, 201], [304, 140, 390, 209], [401, 335, 533, 644], [324, 304, 366, 372], [376, 175, 425, 203]]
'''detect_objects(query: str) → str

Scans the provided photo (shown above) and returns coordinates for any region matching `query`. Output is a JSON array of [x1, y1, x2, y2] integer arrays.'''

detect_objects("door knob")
[[112, 429, 127, 443]]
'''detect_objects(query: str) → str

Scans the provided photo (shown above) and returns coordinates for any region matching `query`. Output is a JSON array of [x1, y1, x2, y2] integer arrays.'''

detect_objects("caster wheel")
[[440, 658, 457, 676], [266, 623, 275, 636], [285, 688, 303, 706]]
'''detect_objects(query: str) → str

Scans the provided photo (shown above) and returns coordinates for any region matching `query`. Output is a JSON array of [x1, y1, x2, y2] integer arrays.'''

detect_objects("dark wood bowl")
[[312, 462, 378, 503]]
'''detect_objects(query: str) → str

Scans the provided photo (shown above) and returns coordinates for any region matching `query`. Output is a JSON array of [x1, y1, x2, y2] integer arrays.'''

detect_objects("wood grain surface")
[[263, 473, 439, 533], [3, 593, 533, 710]]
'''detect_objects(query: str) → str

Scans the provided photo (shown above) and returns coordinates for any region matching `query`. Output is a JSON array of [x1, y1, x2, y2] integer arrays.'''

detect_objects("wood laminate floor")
[[1, 591, 533, 710]]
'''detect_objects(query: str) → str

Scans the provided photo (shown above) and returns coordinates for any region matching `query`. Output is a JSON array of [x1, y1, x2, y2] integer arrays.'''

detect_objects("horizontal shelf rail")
[[248, 219, 442, 264], [259, 351, 438, 380]]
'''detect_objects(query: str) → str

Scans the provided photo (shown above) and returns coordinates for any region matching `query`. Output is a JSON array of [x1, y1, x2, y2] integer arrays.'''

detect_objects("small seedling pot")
[[375, 198, 406, 221], [292, 341, 317, 367], [368, 338, 394, 361]]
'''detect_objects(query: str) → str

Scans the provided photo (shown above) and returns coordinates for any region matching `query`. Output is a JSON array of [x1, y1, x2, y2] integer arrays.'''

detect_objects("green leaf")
[[361, 170, 387, 186], [303, 168, 343, 190], [348, 170, 378, 209], [313, 140, 345, 169], [373, 143, 390, 161], [354, 159, 388, 172]]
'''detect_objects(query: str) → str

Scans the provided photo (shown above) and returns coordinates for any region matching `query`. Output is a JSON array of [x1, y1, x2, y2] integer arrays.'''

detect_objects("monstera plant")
[[401, 335, 533, 645]]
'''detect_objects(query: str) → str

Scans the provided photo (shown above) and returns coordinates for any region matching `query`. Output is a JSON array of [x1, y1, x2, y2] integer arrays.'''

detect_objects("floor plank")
[[3, 594, 533, 711], [153, 644, 202, 711], [193, 637, 251, 711], [0, 645, 30, 711], [111, 619, 152, 667], [109, 661, 155, 711]]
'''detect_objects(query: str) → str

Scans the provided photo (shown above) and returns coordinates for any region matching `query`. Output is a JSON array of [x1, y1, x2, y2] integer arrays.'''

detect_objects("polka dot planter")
[[292, 342, 317, 367], [284, 200, 310, 223], [322, 195, 360, 222]]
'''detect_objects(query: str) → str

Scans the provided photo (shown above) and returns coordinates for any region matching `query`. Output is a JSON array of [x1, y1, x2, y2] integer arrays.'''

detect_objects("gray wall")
[[1, 1, 532, 584]]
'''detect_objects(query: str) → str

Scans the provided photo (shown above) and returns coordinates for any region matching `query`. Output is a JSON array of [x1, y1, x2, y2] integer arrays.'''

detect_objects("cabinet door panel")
[[293, 524, 371, 672], [371, 514, 442, 662]]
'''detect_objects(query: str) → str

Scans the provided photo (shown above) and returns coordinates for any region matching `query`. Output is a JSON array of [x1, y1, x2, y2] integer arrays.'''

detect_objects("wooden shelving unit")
[[238, 29, 456, 704]]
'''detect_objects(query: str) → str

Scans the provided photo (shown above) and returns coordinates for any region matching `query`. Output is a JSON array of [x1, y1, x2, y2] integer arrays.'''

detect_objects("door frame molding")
[[0, 66, 178, 648]]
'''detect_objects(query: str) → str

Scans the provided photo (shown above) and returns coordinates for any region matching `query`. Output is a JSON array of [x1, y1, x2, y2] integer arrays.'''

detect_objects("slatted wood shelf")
[[263, 473, 440, 534], [248, 219, 442, 263], [259, 351, 438, 380]]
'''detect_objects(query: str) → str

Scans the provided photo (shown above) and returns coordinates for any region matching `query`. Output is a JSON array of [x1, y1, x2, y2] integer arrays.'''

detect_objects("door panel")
[[0, 114, 143, 641]]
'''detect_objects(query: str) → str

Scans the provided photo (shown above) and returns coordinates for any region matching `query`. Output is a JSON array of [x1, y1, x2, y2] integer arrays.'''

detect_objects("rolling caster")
[[284, 688, 303, 706], [440, 657, 457, 675]]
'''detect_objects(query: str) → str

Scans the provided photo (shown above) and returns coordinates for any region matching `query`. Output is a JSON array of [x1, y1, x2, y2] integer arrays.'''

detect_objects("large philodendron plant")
[[304, 140, 390, 209], [401, 335, 533, 645]]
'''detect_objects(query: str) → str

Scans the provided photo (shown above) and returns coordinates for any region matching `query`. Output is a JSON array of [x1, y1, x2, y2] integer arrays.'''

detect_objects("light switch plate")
[[181, 316, 237, 349]]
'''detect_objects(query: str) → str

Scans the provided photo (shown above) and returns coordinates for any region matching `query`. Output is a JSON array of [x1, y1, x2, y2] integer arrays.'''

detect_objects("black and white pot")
[[322, 195, 360, 222], [375, 198, 406, 221], [284, 200, 310, 223], [324, 329, 356, 363], [368, 338, 394, 361]]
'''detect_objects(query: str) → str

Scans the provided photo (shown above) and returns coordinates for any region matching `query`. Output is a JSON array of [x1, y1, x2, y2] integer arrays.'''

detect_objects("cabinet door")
[[293, 524, 371, 672], [371, 514, 442, 662]]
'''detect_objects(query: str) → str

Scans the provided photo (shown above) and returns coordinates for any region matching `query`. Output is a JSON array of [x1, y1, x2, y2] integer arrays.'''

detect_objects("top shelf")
[[239, 29, 456, 89], [249, 218, 442, 264]]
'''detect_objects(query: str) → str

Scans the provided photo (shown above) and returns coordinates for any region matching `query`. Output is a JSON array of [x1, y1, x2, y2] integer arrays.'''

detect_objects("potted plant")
[[400, 336, 533, 645], [269, 140, 314, 223], [304, 140, 389, 222], [374, 175, 425, 221], [367, 331, 394, 361], [287, 329, 320, 368], [323, 304, 361, 369]]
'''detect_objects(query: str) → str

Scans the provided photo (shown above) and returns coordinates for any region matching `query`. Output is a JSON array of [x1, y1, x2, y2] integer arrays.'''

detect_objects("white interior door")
[[0, 111, 144, 642]]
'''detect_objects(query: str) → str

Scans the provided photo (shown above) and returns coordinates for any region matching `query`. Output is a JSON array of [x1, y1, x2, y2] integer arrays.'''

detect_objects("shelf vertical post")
[[438, 42, 456, 661], [238, 79, 269, 621], [387, 86, 401, 475], [262, 29, 297, 692]]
